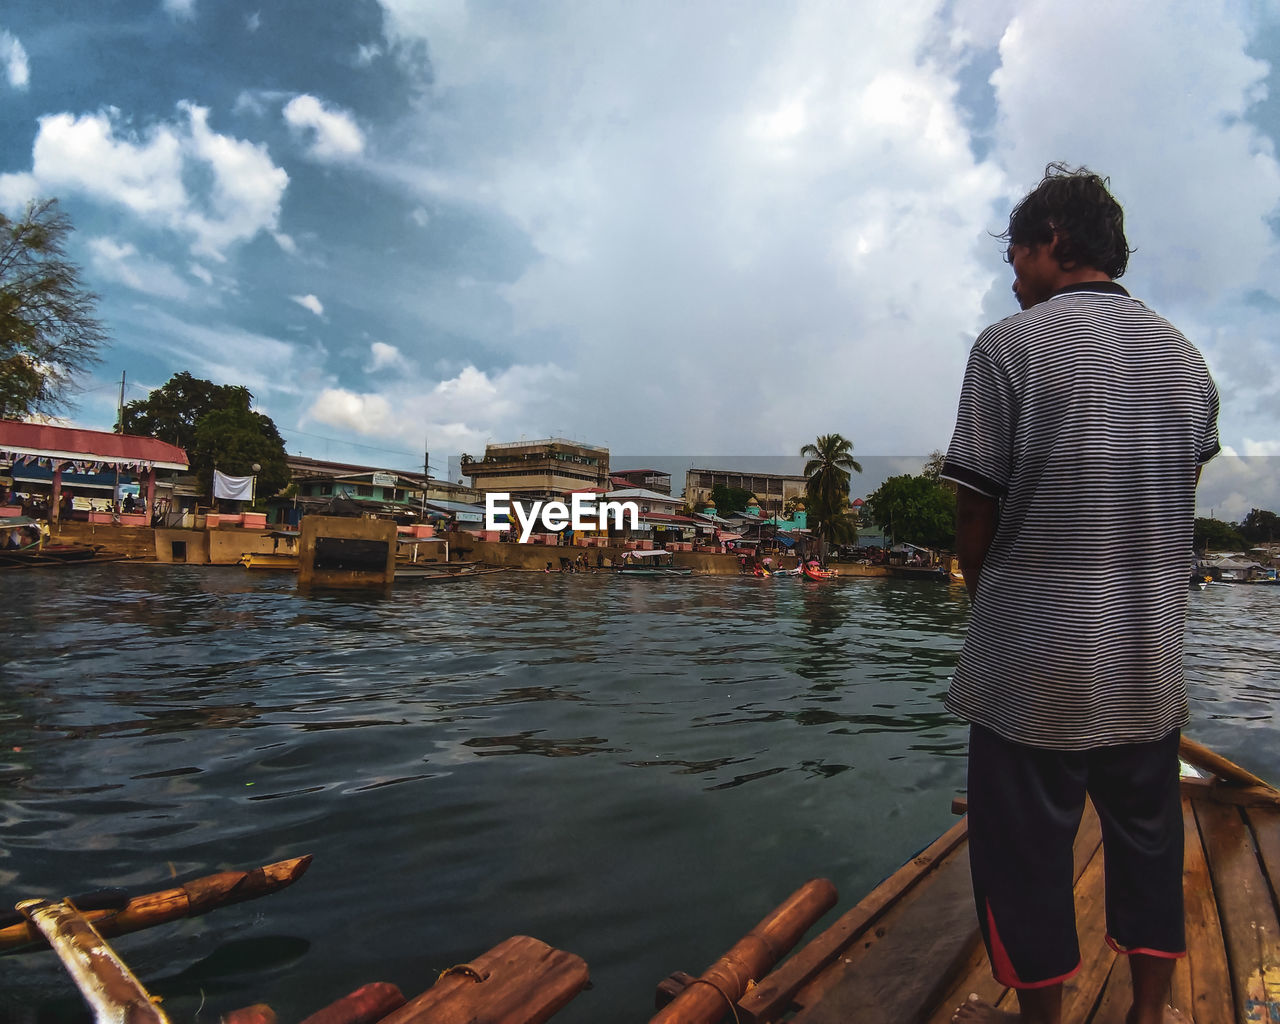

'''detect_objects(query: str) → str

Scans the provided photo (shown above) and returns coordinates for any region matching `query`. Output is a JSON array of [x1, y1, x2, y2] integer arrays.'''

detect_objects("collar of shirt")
[[1051, 280, 1130, 298]]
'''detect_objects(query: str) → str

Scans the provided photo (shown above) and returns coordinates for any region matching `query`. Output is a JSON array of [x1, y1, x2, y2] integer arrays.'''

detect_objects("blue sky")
[[2, 0, 1279, 517]]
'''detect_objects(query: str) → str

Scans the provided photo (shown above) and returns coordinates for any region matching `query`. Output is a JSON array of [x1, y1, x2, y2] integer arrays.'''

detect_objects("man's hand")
[[956, 486, 1000, 602]]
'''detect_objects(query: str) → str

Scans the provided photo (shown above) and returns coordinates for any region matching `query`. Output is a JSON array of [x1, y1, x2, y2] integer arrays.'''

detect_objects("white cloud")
[[85, 236, 193, 301], [355, 43, 382, 65], [246, 11, 261, 32], [305, 362, 576, 453], [291, 293, 324, 316], [1, 29, 29, 90], [989, 0, 1280, 309], [308, 388, 397, 435], [0, 103, 288, 261], [162, 0, 195, 20], [367, 341, 410, 373], [282, 94, 365, 162]]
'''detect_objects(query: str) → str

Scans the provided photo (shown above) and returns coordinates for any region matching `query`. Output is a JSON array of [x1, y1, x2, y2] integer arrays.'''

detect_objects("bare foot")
[[953, 993, 1020, 1022], [1125, 1008, 1185, 1024]]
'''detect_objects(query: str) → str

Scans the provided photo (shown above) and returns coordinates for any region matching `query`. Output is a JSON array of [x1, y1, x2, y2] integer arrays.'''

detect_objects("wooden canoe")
[[651, 736, 1280, 1024]]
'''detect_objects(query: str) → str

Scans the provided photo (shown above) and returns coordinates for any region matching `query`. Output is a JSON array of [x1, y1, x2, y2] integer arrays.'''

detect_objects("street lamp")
[[251, 463, 261, 507]]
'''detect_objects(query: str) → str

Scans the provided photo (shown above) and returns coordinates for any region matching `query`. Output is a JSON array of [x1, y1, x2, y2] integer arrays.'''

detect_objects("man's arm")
[[955, 485, 999, 602]]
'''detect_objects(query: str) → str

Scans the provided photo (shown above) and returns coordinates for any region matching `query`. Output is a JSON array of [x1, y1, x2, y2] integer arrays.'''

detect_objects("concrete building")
[[684, 468, 809, 515], [610, 468, 672, 494], [461, 438, 610, 500]]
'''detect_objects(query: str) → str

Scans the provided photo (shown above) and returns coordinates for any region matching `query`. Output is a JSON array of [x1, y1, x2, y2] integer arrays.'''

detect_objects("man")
[[942, 164, 1219, 1024]]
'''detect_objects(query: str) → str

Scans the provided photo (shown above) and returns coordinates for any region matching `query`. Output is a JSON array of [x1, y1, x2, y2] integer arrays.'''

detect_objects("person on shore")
[[942, 164, 1219, 1024]]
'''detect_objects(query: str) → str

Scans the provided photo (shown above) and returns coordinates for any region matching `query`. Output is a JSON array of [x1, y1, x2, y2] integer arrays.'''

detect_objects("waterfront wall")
[[52, 521, 156, 560], [445, 534, 889, 577]]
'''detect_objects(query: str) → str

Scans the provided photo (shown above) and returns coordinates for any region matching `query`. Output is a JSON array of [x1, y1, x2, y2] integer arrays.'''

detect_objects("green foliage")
[[710, 483, 754, 514], [921, 449, 946, 482], [1194, 517, 1246, 552], [123, 371, 288, 500], [861, 474, 957, 549], [801, 433, 863, 548], [119, 371, 253, 448], [1238, 508, 1278, 546], [0, 199, 107, 417]]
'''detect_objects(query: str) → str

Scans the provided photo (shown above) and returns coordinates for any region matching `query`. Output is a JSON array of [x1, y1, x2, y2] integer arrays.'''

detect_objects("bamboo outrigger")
[[9, 855, 590, 1024], [649, 735, 1280, 1023]]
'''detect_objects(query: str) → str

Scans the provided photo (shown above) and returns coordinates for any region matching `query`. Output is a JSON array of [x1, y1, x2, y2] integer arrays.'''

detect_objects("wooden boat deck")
[[654, 772, 1280, 1023]]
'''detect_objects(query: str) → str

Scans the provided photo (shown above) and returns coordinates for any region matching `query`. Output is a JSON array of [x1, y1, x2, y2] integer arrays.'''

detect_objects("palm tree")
[[801, 434, 863, 560]]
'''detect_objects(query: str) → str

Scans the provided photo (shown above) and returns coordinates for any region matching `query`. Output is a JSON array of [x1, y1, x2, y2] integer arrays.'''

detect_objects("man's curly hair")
[[1002, 163, 1132, 279]]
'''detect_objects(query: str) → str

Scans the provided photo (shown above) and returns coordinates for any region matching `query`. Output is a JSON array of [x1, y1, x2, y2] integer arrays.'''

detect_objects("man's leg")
[[1087, 730, 1185, 1024], [960, 726, 1088, 1021]]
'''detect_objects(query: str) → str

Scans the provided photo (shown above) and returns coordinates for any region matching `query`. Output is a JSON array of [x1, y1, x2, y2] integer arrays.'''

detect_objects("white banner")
[[213, 470, 254, 501]]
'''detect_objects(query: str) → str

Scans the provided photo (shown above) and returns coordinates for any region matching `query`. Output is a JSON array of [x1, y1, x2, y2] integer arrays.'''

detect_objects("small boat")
[[395, 565, 508, 583], [615, 550, 695, 575], [648, 736, 1280, 1023], [240, 551, 300, 570], [802, 562, 838, 581], [0, 517, 102, 568]]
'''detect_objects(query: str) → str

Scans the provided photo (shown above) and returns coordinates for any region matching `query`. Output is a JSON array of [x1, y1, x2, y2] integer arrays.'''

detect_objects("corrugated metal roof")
[[0, 420, 188, 470]]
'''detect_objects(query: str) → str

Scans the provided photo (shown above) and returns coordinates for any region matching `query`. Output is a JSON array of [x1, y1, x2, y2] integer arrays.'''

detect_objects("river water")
[[1, 565, 1276, 1022]]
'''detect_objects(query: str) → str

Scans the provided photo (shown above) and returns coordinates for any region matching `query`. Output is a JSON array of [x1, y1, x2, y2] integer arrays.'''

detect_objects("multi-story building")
[[283, 456, 479, 519], [461, 438, 610, 500], [684, 468, 809, 515], [610, 468, 672, 495]]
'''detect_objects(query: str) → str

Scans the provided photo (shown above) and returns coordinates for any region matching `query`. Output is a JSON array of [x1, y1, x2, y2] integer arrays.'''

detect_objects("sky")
[[2, 0, 1279, 518]]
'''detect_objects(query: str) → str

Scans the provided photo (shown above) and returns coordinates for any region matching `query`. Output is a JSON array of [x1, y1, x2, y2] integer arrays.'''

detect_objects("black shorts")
[[967, 724, 1186, 989]]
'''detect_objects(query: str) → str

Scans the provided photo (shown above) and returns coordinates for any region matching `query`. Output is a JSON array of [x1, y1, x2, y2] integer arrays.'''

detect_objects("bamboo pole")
[[18, 898, 169, 1024], [649, 878, 838, 1024], [1, 855, 311, 952], [1179, 735, 1274, 791]]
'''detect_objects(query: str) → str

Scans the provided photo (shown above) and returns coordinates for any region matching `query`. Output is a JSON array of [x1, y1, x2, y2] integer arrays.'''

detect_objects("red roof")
[[851, 498, 864, 506], [0, 420, 189, 469]]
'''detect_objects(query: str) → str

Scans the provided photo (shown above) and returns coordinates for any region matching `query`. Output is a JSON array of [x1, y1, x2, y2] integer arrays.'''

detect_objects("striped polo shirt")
[[941, 281, 1220, 750]]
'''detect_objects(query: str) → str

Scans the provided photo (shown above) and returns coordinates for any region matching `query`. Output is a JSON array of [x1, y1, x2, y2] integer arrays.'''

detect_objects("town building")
[[461, 438, 610, 500], [683, 468, 809, 515], [279, 456, 479, 525], [610, 468, 672, 495]]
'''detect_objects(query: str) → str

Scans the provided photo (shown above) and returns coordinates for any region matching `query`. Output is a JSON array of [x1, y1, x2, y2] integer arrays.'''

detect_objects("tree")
[[801, 433, 863, 553], [0, 198, 108, 418], [921, 449, 946, 482], [121, 372, 288, 503], [1239, 508, 1278, 546], [119, 371, 252, 449], [861, 474, 957, 550], [1194, 517, 1245, 553], [710, 483, 754, 515]]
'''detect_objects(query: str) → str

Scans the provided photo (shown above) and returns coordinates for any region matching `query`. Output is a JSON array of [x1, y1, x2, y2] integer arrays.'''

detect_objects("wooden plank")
[[377, 935, 588, 1024], [737, 816, 968, 1024], [1056, 845, 1115, 1022], [1085, 956, 1132, 1024], [785, 843, 981, 1024], [1243, 802, 1280, 1023], [1182, 793, 1233, 1023], [650, 879, 837, 1024], [1246, 802, 1280, 909], [924, 799, 1103, 1024], [1193, 795, 1280, 1023]]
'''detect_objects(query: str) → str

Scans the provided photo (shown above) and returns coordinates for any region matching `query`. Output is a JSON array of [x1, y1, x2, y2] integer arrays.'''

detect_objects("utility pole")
[[117, 371, 126, 434]]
